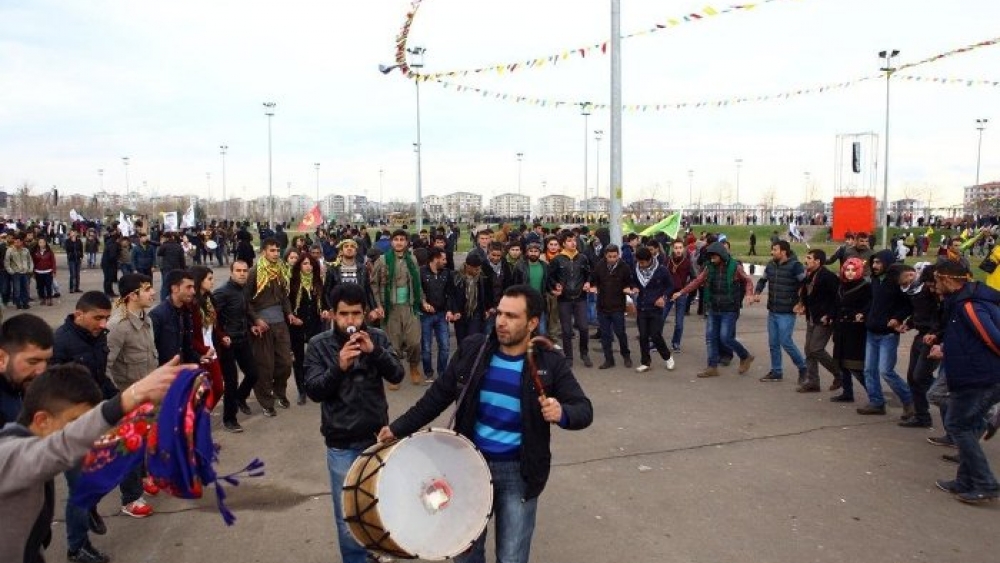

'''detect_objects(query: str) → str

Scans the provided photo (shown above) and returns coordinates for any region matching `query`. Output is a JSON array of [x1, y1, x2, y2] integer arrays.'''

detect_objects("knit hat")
[[118, 273, 152, 297]]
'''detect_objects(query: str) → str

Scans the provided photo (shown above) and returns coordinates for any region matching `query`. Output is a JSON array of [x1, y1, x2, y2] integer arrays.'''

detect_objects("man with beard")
[[150, 270, 200, 367], [483, 242, 514, 329], [378, 285, 593, 563], [419, 248, 456, 384], [372, 230, 424, 387], [453, 253, 489, 344], [214, 260, 262, 432], [304, 282, 404, 563], [856, 250, 914, 416], [589, 244, 633, 369], [0, 314, 54, 427], [795, 249, 840, 392], [513, 242, 549, 336], [246, 239, 295, 414], [324, 238, 374, 311]]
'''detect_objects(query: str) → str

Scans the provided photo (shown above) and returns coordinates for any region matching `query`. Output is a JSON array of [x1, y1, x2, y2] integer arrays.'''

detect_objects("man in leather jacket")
[[213, 260, 261, 432], [303, 282, 403, 563], [547, 231, 593, 367], [379, 284, 592, 563]]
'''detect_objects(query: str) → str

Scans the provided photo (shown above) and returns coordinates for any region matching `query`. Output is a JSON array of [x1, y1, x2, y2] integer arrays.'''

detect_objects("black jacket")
[[590, 258, 633, 313], [303, 326, 404, 449], [63, 238, 84, 263], [52, 315, 116, 399], [389, 333, 593, 500], [482, 259, 514, 311], [156, 241, 186, 273], [548, 251, 592, 302], [419, 265, 457, 314], [632, 264, 674, 312], [866, 250, 912, 334], [512, 258, 549, 295], [149, 300, 199, 365], [801, 267, 839, 324], [323, 261, 375, 310], [213, 280, 254, 342]]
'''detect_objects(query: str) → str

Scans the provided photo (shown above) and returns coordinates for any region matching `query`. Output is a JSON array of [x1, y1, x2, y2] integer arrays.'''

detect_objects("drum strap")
[[448, 334, 493, 430]]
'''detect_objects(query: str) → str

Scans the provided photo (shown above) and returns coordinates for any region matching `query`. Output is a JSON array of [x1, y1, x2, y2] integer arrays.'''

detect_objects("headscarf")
[[840, 257, 865, 283]]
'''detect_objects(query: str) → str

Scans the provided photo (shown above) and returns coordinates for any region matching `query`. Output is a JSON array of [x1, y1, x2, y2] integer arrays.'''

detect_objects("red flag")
[[297, 204, 324, 232]]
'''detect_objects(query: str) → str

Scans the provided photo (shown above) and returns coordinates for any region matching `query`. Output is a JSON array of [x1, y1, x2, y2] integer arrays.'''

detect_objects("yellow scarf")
[[254, 257, 289, 299], [294, 271, 315, 312]]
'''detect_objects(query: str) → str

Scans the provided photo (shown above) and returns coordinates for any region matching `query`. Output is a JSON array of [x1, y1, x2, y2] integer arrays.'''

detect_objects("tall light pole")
[[220, 145, 228, 220], [263, 101, 276, 229], [688, 169, 694, 221], [122, 157, 130, 195], [314, 162, 321, 204], [379, 47, 427, 231], [378, 168, 384, 224], [594, 130, 604, 202], [976, 118, 989, 187], [609, 0, 624, 246], [580, 102, 591, 221], [878, 49, 899, 249], [98, 169, 104, 193], [735, 158, 743, 223], [516, 152, 524, 195], [206, 172, 212, 200]]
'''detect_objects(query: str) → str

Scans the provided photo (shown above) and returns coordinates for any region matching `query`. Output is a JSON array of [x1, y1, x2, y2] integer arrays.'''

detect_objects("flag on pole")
[[118, 211, 133, 237], [297, 204, 324, 232], [69, 209, 83, 222], [638, 213, 681, 239], [180, 203, 196, 229], [621, 217, 637, 235], [161, 211, 178, 232]]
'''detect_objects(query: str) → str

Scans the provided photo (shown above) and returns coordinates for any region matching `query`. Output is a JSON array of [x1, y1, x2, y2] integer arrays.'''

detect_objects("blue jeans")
[[67, 259, 81, 292], [458, 460, 538, 563], [420, 311, 450, 378], [863, 331, 913, 407], [119, 263, 134, 276], [326, 447, 369, 563], [662, 294, 687, 349], [11, 273, 29, 307], [160, 271, 170, 301], [64, 466, 94, 551], [944, 383, 1000, 494], [706, 311, 749, 367], [87, 251, 97, 268], [586, 292, 597, 326], [766, 312, 806, 375]]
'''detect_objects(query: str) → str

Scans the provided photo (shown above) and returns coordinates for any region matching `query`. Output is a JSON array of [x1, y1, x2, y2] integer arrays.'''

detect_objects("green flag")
[[622, 217, 637, 235], [639, 213, 680, 239]]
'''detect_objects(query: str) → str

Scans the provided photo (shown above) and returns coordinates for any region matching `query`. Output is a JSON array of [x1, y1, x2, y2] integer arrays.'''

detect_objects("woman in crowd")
[[31, 237, 56, 306], [189, 265, 225, 408], [830, 257, 872, 403], [287, 254, 327, 405]]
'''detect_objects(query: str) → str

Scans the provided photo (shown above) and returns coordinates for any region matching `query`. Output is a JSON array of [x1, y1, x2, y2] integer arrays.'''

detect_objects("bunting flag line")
[[897, 36, 1000, 73], [414, 0, 795, 81]]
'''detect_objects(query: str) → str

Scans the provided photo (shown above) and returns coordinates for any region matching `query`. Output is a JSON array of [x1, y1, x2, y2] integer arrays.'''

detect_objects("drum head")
[[206, 240, 219, 250], [375, 428, 492, 560]]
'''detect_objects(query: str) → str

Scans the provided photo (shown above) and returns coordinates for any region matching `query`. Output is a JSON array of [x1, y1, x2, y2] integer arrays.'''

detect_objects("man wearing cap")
[[372, 230, 424, 387]]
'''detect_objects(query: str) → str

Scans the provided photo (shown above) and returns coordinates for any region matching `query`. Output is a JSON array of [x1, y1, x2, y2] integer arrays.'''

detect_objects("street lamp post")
[[878, 49, 899, 249], [688, 169, 694, 222], [220, 145, 228, 220], [976, 118, 989, 187], [98, 169, 104, 193], [580, 102, 591, 221], [122, 157, 130, 194], [314, 162, 321, 205], [516, 152, 524, 196], [594, 130, 604, 203], [263, 101, 276, 229], [735, 158, 743, 223], [378, 49, 426, 231], [379, 168, 384, 224]]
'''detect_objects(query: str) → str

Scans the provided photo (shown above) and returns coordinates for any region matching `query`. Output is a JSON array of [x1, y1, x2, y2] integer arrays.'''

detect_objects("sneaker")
[[829, 379, 843, 391], [142, 476, 160, 496], [856, 404, 887, 415], [297, 393, 308, 405], [262, 407, 277, 417], [956, 490, 1000, 504], [829, 394, 855, 403], [622, 356, 633, 368], [759, 372, 783, 383], [121, 498, 153, 518], [387, 383, 401, 391], [636, 364, 651, 373], [796, 385, 821, 393], [664, 357, 676, 371], [927, 435, 957, 448], [275, 397, 291, 409], [223, 421, 244, 433], [738, 355, 755, 375], [68, 542, 110, 563], [238, 401, 252, 415], [88, 508, 106, 535], [581, 355, 593, 368], [935, 479, 967, 494]]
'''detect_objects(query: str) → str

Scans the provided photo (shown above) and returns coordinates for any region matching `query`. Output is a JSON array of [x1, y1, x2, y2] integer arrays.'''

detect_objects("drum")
[[343, 428, 493, 560], [206, 240, 219, 250]]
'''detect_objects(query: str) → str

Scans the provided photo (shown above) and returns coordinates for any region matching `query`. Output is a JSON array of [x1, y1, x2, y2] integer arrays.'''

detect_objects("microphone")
[[346, 326, 357, 336]]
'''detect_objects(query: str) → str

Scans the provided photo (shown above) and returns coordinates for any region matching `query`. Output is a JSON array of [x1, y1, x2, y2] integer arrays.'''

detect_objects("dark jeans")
[[120, 464, 143, 505], [636, 308, 671, 367], [420, 311, 450, 378], [455, 315, 485, 346], [102, 263, 118, 295], [0, 270, 9, 304], [291, 327, 320, 396], [838, 368, 867, 399], [219, 338, 260, 424], [906, 335, 940, 423], [706, 311, 749, 367], [35, 272, 53, 299], [597, 311, 630, 362], [945, 383, 1000, 494], [64, 466, 95, 551], [11, 273, 29, 307], [67, 259, 81, 292], [558, 298, 589, 358], [803, 322, 837, 387]]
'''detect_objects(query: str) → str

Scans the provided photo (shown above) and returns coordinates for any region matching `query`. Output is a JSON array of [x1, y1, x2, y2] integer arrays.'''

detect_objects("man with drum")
[[304, 282, 404, 563], [379, 284, 593, 563]]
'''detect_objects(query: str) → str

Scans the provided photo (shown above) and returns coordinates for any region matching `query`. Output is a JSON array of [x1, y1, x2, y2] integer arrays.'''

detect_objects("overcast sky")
[[2, 0, 998, 210]]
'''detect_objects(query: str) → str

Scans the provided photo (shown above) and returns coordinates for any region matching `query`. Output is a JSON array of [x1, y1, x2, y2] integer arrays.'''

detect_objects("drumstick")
[[527, 336, 554, 401]]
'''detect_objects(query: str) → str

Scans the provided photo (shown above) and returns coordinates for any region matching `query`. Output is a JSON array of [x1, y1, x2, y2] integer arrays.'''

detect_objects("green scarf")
[[382, 248, 422, 315]]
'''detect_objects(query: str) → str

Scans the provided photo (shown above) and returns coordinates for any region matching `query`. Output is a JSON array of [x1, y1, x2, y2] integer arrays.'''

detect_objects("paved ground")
[[18, 259, 999, 563]]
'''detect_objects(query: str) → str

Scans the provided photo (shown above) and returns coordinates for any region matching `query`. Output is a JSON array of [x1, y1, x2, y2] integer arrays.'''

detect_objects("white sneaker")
[[665, 357, 676, 370], [636, 364, 651, 373]]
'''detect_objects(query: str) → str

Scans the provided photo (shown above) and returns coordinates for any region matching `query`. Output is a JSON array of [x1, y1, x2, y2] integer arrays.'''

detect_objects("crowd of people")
[[1, 216, 999, 563]]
